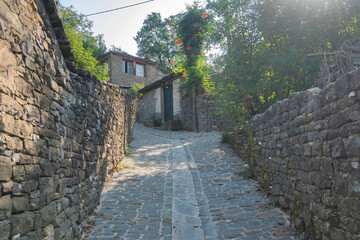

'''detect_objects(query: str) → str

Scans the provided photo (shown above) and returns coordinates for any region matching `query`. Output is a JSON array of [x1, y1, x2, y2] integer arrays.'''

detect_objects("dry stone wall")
[[0, 0, 136, 239], [230, 69, 360, 239], [181, 93, 234, 132]]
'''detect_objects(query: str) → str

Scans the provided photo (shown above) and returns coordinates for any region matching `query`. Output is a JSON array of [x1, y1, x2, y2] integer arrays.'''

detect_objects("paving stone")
[[85, 124, 297, 240]]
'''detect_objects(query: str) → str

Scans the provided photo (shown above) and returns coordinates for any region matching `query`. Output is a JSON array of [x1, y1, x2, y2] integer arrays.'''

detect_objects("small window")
[[135, 64, 145, 77], [122, 60, 133, 74], [122, 60, 126, 72]]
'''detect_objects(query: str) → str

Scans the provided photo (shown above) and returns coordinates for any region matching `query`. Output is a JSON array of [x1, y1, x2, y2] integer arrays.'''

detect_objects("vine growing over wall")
[[171, 5, 212, 91], [170, 5, 212, 132]]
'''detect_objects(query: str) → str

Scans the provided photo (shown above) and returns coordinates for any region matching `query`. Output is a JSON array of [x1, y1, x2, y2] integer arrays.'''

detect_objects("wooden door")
[[163, 84, 173, 121]]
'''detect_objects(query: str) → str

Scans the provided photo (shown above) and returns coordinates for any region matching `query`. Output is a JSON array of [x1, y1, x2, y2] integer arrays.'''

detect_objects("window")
[[135, 63, 145, 77], [122, 60, 133, 74]]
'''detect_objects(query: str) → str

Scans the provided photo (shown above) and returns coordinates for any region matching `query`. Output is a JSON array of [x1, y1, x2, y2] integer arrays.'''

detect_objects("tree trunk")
[[193, 85, 199, 132]]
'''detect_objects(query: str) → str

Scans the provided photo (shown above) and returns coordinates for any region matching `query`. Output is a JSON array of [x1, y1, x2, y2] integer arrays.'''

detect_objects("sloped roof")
[[97, 51, 172, 75], [138, 72, 183, 94], [41, 0, 76, 72], [98, 51, 157, 65]]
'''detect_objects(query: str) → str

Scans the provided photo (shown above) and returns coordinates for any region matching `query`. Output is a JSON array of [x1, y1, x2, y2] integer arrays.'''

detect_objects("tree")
[[206, 0, 360, 127], [108, 45, 127, 54], [58, 4, 109, 81], [206, 0, 266, 124], [173, 5, 212, 132], [134, 12, 177, 69]]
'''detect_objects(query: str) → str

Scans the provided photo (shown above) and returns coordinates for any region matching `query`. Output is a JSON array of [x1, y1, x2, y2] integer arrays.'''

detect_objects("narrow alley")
[[85, 124, 296, 240]]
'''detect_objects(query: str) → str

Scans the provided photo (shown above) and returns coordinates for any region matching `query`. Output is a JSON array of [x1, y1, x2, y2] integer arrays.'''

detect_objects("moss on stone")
[[245, 129, 256, 168], [286, 158, 291, 170]]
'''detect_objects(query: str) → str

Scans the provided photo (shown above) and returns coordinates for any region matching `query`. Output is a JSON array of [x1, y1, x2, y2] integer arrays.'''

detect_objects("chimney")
[[144, 52, 150, 60]]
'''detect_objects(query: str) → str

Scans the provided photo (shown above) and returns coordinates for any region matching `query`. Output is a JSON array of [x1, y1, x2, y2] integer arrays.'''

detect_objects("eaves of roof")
[[138, 72, 183, 94]]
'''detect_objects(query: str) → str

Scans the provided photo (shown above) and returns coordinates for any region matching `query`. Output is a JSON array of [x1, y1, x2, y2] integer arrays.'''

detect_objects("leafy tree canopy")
[[171, 5, 212, 91], [134, 12, 178, 70], [206, 0, 360, 126], [58, 3, 109, 81], [108, 45, 127, 54]]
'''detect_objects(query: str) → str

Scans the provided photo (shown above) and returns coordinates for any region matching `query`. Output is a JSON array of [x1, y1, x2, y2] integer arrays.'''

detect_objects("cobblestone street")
[[85, 124, 297, 240]]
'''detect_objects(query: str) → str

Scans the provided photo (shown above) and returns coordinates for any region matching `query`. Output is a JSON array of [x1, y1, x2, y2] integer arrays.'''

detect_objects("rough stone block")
[[329, 111, 350, 129], [0, 195, 11, 221], [41, 163, 55, 177], [1, 114, 33, 139], [23, 104, 40, 124], [24, 139, 40, 156], [344, 135, 360, 157], [11, 212, 34, 236], [40, 110, 55, 129], [39, 177, 54, 195], [12, 196, 27, 213], [1, 181, 13, 194], [18, 154, 40, 165], [12, 183, 23, 195], [59, 219, 70, 238], [24, 164, 42, 180], [0, 93, 24, 117], [334, 75, 349, 99], [320, 191, 337, 208], [43, 224, 54, 240], [330, 139, 346, 159], [28, 197, 44, 211], [0, 133, 23, 152], [27, 228, 43, 240], [33, 213, 42, 230], [311, 142, 323, 157], [307, 98, 319, 113], [39, 202, 56, 227], [334, 174, 348, 195], [0, 220, 10, 240], [0, 156, 12, 181], [13, 165, 26, 182]]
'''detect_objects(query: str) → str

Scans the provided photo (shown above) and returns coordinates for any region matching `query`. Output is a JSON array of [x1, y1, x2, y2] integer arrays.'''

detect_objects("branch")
[[306, 52, 336, 58]]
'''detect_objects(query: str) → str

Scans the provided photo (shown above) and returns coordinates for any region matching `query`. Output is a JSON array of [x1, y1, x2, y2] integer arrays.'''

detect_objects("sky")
[[60, 0, 199, 56]]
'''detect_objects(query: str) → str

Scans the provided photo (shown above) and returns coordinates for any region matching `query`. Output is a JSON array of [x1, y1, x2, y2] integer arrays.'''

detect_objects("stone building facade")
[[138, 74, 233, 132], [0, 0, 136, 239], [137, 73, 182, 128], [97, 52, 170, 88]]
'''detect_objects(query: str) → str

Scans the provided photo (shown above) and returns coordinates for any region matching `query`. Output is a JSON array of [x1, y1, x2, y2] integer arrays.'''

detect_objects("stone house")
[[97, 51, 170, 88], [137, 73, 183, 129], [137, 73, 233, 131]]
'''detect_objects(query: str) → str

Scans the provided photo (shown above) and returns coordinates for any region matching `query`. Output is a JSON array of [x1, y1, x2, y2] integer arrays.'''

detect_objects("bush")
[[220, 131, 233, 144], [130, 83, 144, 98]]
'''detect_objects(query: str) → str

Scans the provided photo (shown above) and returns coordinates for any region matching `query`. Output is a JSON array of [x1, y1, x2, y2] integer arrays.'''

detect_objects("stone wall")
[[125, 94, 137, 147], [181, 93, 234, 132], [230, 69, 360, 239], [173, 79, 182, 118], [0, 0, 136, 239], [137, 88, 162, 126]]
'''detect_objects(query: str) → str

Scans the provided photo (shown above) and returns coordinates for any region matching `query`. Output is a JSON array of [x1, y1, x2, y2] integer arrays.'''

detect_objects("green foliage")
[[220, 131, 233, 144], [124, 145, 134, 157], [65, 28, 109, 81], [129, 83, 144, 98], [239, 165, 253, 179], [206, 0, 360, 127], [58, 4, 109, 81], [134, 12, 177, 70], [108, 45, 127, 54], [115, 162, 135, 172], [172, 5, 212, 91]]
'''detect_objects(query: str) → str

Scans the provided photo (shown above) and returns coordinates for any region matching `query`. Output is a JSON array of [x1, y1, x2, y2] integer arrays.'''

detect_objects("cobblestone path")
[[85, 124, 297, 240]]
